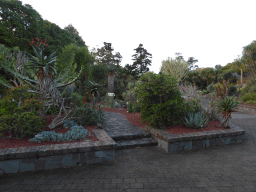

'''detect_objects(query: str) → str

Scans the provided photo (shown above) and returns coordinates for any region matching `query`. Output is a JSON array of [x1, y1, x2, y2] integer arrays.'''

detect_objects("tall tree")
[[95, 42, 121, 93], [242, 41, 256, 83], [187, 57, 198, 70], [130, 44, 152, 79], [64, 24, 85, 47], [0, 0, 43, 53]]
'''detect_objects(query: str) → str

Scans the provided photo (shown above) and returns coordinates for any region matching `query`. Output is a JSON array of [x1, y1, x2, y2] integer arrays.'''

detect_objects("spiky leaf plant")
[[216, 96, 239, 127], [182, 112, 209, 129]]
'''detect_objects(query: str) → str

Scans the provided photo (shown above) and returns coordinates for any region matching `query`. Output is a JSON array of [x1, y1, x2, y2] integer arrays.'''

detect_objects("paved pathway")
[[103, 111, 150, 139], [1, 98, 256, 192]]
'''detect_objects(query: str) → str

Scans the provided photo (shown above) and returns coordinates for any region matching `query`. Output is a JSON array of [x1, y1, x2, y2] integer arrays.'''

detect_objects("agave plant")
[[182, 112, 209, 129], [216, 96, 239, 128]]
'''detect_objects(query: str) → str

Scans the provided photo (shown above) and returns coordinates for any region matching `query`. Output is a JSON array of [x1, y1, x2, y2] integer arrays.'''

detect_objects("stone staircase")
[[102, 111, 158, 150], [111, 132, 158, 150]]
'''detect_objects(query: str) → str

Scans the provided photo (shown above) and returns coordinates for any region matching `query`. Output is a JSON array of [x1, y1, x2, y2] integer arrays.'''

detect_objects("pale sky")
[[21, 0, 256, 74]]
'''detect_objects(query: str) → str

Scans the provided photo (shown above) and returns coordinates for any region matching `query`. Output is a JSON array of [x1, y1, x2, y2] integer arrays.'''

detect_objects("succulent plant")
[[182, 112, 209, 129], [29, 124, 89, 143]]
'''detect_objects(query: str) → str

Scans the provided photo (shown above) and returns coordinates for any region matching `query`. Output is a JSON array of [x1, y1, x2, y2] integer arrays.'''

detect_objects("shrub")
[[248, 85, 256, 94], [207, 84, 215, 93], [241, 93, 256, 103], [69, 104, 105, 126], [136, 72, 184, 129], [199, 90, 209, 95], [245, 100, 256, 105], [227, 85, 238, 96], [0, 86, 45, 139], [183, 97, 203, 114], [0, 112, 45, 139]]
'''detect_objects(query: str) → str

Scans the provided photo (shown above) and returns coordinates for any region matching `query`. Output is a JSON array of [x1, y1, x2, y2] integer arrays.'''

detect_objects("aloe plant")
[[216, 96, 239, 127], [183, 112, 209, 129]]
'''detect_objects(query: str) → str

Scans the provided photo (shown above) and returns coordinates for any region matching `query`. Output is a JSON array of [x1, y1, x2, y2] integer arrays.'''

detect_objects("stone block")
[[168, 143, 179, 153], [19, 158, 36, 172], [203, 139, 210, 147], [192, 140, 204, 150], [61, 153, 80, 168], [0, 159, 19, 173], [210, 138, 225, 147], [35, 155, 62, 170], [230, 135, 245, 144], [223, 137, 231, 145], [80, 153, 88, 164], [179, 141, 192, 151]]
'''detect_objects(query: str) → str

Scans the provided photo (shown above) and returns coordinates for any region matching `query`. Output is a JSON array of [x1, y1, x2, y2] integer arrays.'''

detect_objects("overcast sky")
[[21, 0, 256, 74]]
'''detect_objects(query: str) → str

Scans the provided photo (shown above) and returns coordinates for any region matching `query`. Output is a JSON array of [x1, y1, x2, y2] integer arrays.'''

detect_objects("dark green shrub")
[[45, 105, 60, 115], [0, 112, 45, 139], [228, 85, 238, 96], [241, 93, 256, 103], [0, 86, 45, 139], [127, 101, 133, 113], [69, 104, 105, 126], [136, 72, 184, 129], [248, 85, 256, 94]]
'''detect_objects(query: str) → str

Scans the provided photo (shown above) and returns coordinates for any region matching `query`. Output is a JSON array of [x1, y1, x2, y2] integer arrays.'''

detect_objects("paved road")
[[0, 98, 256, 192]]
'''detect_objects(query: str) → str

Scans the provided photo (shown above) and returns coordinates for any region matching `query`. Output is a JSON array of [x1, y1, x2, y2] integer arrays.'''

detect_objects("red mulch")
[[101, 107, 227, 134], [0, 115, 99, 149], [0, 106, 227, 149]]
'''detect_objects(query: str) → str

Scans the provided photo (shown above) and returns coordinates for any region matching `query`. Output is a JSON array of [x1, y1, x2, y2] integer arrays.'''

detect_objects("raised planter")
[[0, 129, 117, 176], [141, 122, 245, 153]]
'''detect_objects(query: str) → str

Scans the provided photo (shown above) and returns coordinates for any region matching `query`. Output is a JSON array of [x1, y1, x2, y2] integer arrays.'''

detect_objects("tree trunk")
[[241, 69, 243, 85], [108, 74, 115, 93]]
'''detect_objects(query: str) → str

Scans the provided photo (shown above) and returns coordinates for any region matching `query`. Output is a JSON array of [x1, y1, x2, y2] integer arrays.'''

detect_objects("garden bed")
[[0, 114, 117, 176], [101, 108, 246, 153]]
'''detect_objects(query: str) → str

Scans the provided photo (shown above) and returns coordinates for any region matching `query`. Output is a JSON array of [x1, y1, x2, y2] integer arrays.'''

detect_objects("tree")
[[95, 42, 122, 93], [242, 41, 256, 83], [0, 0, 43, 53], [174, 53, 198, 71], [187, 57, 198, 71], [214, 64, 222, 83], [130, 44, 152, 79], [160, 57, 189, 83], [64, 24, 85, 47]]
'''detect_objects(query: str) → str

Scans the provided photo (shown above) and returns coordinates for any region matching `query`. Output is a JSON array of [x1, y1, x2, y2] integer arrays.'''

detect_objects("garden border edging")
[[0, 129, 117, 176], [140, 122, 245, 153]]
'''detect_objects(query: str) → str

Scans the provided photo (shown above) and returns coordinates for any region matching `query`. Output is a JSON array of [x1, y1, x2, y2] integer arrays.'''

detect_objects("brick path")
[[1, 97, 256, 192]]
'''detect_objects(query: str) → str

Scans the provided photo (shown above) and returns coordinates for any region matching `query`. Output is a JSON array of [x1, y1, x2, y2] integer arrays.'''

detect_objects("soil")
[[102, 108, 227, 134], [0, 106, 227, 149]]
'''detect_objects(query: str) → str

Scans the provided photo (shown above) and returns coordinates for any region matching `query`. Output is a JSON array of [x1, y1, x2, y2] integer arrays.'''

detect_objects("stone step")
[[115, 137, 158, 150], [110, 132, 152, 141]]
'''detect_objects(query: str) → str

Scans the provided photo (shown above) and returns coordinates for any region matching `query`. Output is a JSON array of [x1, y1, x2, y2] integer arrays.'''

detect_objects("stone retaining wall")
[[141, 123, 245, 153], [0, 129, 117, 175]]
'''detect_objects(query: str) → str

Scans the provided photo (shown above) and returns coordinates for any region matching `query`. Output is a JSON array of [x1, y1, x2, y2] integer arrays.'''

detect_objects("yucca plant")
[[216, 96, 239, 128], [182, 112, 209, 129]]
